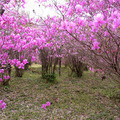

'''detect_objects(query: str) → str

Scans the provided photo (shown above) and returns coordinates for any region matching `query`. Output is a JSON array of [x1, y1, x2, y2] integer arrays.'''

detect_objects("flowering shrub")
[[0, 0, 119, 87], [36, 0, 120, 81]]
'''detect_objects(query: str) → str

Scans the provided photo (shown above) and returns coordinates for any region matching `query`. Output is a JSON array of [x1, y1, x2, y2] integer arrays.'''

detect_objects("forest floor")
[[0, 64, 120, 120]]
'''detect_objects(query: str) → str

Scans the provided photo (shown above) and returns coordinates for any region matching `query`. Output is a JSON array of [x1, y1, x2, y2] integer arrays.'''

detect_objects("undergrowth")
[[0, 64, 120, 120]]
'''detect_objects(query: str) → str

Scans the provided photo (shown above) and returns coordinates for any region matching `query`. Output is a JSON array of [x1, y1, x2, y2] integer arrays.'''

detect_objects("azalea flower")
[[94, 13, 105, 26], [19, 63, 24, 69], [41, 104, 47, 110], [92, 41, 100, 50], [75, 5, 83, 13], [46, 102, 51, 106], [22, 59, 28, 64], [0, 100, 3, 104], [0, 78, 3, 81], [0, 100, 6, 110], [16, 61, 21, 67], [41, 102, 51, 110], [0, 69, 4, 73], [4, 76, 10, 80], [0, 102, 6, 110]]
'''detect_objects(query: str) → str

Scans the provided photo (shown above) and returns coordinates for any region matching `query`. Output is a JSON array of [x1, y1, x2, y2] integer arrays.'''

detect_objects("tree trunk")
[[15, 67, 24, 77], [53, 58, 58, 74], [59, 58, 61, 76]]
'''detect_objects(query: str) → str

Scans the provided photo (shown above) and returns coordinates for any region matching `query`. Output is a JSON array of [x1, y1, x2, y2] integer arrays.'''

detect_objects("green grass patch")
[[0, 65, 120, 120]]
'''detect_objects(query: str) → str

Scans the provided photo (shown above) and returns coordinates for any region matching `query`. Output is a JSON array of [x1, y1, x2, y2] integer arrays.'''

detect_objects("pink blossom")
[[32, 56, 36, 62], [0, 100, 6, 110], [7, 76, 10, 79], [4, 76, 6, 79], [67, 22, 76, 33], [46, 102, 51, 106], [66, 7, 73, 16], [4, 76, 10, 80], [113, 19, 120, 29], [0, 78, 3, 81], [16, 61, 21, 67], [89, 67, 94, 72], [0, 20, 5, 25], [41, 102, 51, 109], [77, 17, 86, 26], [0, 102, 6, 110], [92, 42, 100, 50], [94, 13, 105, 26], [19, 63, 24, 69], [109, 0, 114, 3], [2, 60, 6, 65], [21, 55, 24, 60], [75, 5, 83, 13], [94, 13, 104, 22], [23, 59, 28, 64], [0, 69, 4, 73], [41, 104, 47, 110], [11, 59, 17, 65], [0, 100, 3, 104]]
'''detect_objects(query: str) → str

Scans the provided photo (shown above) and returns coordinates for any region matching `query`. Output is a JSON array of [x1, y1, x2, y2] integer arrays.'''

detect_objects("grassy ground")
[[0, 64, 120, 120]]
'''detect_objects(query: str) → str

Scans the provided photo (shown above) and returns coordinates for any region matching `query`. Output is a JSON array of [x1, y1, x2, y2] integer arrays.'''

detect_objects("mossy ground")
[[0, 64, 120, 120]]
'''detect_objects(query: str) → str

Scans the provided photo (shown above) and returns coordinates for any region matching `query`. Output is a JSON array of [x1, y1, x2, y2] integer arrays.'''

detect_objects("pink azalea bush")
[[0, 0, 119, 86], [36, 0, 120, 81]]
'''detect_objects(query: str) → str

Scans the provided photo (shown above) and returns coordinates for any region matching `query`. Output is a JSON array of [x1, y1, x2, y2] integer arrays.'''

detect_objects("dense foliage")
[[0, 0, 120, 111]]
